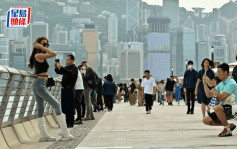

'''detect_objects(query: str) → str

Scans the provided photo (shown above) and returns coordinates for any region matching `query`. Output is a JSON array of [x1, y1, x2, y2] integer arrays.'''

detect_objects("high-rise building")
[[120, 42, 143, 82], [69, 27, 83, 44], [196, 24, 207, 41], [9, 40, 27, 71], [212, 35, 228, 63], [148, 17, 170, 33], [7, 28, 23, 41], [126, 0, 142, 41], [0, 36, 9, 66], [52, 24, 68, 44], [30, 21, 49, 51], [108, 13, 118, 44], [0, 15, 6, 36], [183, 16, 194, 30], [58, 31, 68, 44], [147, 32, 171, 80], [163, 0, 179, 29], [82, 26, 98, 72], [196, 41, 209, 71], [146, 17, 171, 79], [176, 26, 196, 75]]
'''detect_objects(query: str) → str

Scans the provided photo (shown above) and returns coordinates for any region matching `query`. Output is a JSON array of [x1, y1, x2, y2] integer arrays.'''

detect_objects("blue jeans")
[[33, 78, 62, 118], [160, 93, 165, 101]]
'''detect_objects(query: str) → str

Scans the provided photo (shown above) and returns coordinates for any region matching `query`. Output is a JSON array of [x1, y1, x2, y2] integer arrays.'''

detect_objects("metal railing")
[[0, 65, 62, 128]]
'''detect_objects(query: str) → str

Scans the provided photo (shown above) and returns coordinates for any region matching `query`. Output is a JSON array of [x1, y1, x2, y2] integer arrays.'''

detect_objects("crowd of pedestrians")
[[29, 36, 237, 142]]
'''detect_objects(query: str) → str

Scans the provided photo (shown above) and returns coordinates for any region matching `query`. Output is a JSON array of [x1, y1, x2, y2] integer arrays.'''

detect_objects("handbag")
[[46, 77, 55, 87]]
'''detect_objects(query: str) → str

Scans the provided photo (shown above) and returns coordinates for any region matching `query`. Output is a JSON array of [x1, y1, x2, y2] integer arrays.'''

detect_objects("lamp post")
[[186, 60, 188, 70], [172, 67, 174, 76], [211, 46, 214, 63]]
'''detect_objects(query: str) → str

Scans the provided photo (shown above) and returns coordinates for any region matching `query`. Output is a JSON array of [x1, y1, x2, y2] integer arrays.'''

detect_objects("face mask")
[[82, 66, 86, 70], [188, 65, 193, 70]]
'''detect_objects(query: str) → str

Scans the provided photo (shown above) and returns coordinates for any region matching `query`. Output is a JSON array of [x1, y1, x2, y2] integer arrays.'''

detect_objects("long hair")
[[201, 58, 214, 69], [28, 36, 49, 69]]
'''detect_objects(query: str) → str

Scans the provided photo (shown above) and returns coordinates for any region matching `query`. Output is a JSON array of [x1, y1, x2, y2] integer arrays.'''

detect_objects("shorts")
[[209, 105, 234, 123], [166, 91, 174, 97]]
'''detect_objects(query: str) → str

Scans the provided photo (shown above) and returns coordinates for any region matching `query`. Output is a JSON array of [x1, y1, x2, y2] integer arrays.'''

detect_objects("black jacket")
[[55, 64, 78, 87]]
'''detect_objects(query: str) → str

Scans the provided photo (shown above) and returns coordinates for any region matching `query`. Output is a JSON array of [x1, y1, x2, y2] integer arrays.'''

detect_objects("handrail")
[[0, 65, 62, 128]]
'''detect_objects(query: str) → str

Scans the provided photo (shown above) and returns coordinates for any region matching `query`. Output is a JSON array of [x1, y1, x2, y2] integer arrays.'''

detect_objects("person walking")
[[159, 80, 166, 105], [183, 60, 198, 114], [81, 61, 96, 120], [124, 84, 129, 103], [102, 74, 117, 111], [55, 55, 78, 128], [129, 79, 137, 106], [141, 70, 156, 114], [195, 58, 215, 118], [165, 76, 176, 106], [29, 36, 74, 141], [137, 79, 143, 106], [157, 81, 161, 103], [97, 78, 103, 111], [117, 84, 122, 103], [74, 65, 84, 125], [174, 79, 182, 106]]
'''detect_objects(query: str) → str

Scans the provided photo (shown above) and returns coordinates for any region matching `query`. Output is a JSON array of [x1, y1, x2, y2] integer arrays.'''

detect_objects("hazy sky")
[[143, 0, 231, 12]]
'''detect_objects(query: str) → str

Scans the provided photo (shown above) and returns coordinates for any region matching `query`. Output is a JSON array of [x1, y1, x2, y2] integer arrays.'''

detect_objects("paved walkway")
[[76, 101, 237, 149]]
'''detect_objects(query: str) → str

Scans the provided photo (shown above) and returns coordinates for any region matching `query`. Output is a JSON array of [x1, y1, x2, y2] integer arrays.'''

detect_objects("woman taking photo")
[[102, 74, 117, 111], [195, 58, 215, 118], [29, 36, 74, 141]]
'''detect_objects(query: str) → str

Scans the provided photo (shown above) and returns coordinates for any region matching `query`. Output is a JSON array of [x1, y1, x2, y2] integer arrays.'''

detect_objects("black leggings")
[[145, 94, 153, 111]]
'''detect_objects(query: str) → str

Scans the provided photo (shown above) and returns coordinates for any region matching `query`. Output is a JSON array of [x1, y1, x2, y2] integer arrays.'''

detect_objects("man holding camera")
[[55, 55, 78, 128]]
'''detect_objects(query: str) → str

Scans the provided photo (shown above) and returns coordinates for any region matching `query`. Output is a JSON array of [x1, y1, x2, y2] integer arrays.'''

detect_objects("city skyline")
[[143, 0, 231, 12]]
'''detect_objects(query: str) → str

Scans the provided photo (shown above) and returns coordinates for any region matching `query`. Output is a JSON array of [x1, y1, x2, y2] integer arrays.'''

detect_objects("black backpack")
[[88, 70, 99, 89]]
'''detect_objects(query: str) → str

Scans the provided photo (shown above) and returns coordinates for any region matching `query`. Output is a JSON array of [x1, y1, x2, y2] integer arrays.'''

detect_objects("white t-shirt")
[[141, 77, 156, 95], [75, 70, 84, 90]]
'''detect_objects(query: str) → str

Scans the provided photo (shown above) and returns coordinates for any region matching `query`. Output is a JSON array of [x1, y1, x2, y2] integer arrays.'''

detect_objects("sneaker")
[[146, 111, 149, 114], [229, 123, 236, 132], [83, 117, 91, 121], [74, 120, 83, 125], [90, 115, 95, 120], [149, 110, 151, 114], [218, 128, 232, 137]]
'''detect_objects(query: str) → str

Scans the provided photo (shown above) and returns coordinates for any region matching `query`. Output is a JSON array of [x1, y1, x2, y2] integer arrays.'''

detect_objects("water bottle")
[[209, 95, 217, 109]]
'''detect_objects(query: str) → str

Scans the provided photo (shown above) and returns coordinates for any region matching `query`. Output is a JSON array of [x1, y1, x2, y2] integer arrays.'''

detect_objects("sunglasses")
[[43, 43, 49, 47]]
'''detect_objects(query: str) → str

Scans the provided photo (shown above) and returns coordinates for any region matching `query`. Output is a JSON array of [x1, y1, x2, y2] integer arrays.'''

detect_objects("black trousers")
[[74, 90, 83, 121], [61, 87, 75, 126], [81, 94, 85, 117], [104, 95, 114, 110], [97, 93, 103, 110], [145, 94, 153, 111], [186, 88, 195, 112]]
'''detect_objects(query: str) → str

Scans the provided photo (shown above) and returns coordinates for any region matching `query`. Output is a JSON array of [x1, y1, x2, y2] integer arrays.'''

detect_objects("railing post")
[[0, 73, 16, 126], [8, 75, 26, 124]]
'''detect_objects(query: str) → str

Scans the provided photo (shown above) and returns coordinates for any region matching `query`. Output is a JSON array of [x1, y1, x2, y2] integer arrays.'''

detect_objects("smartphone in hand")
[[55, 59, 60, 63]]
